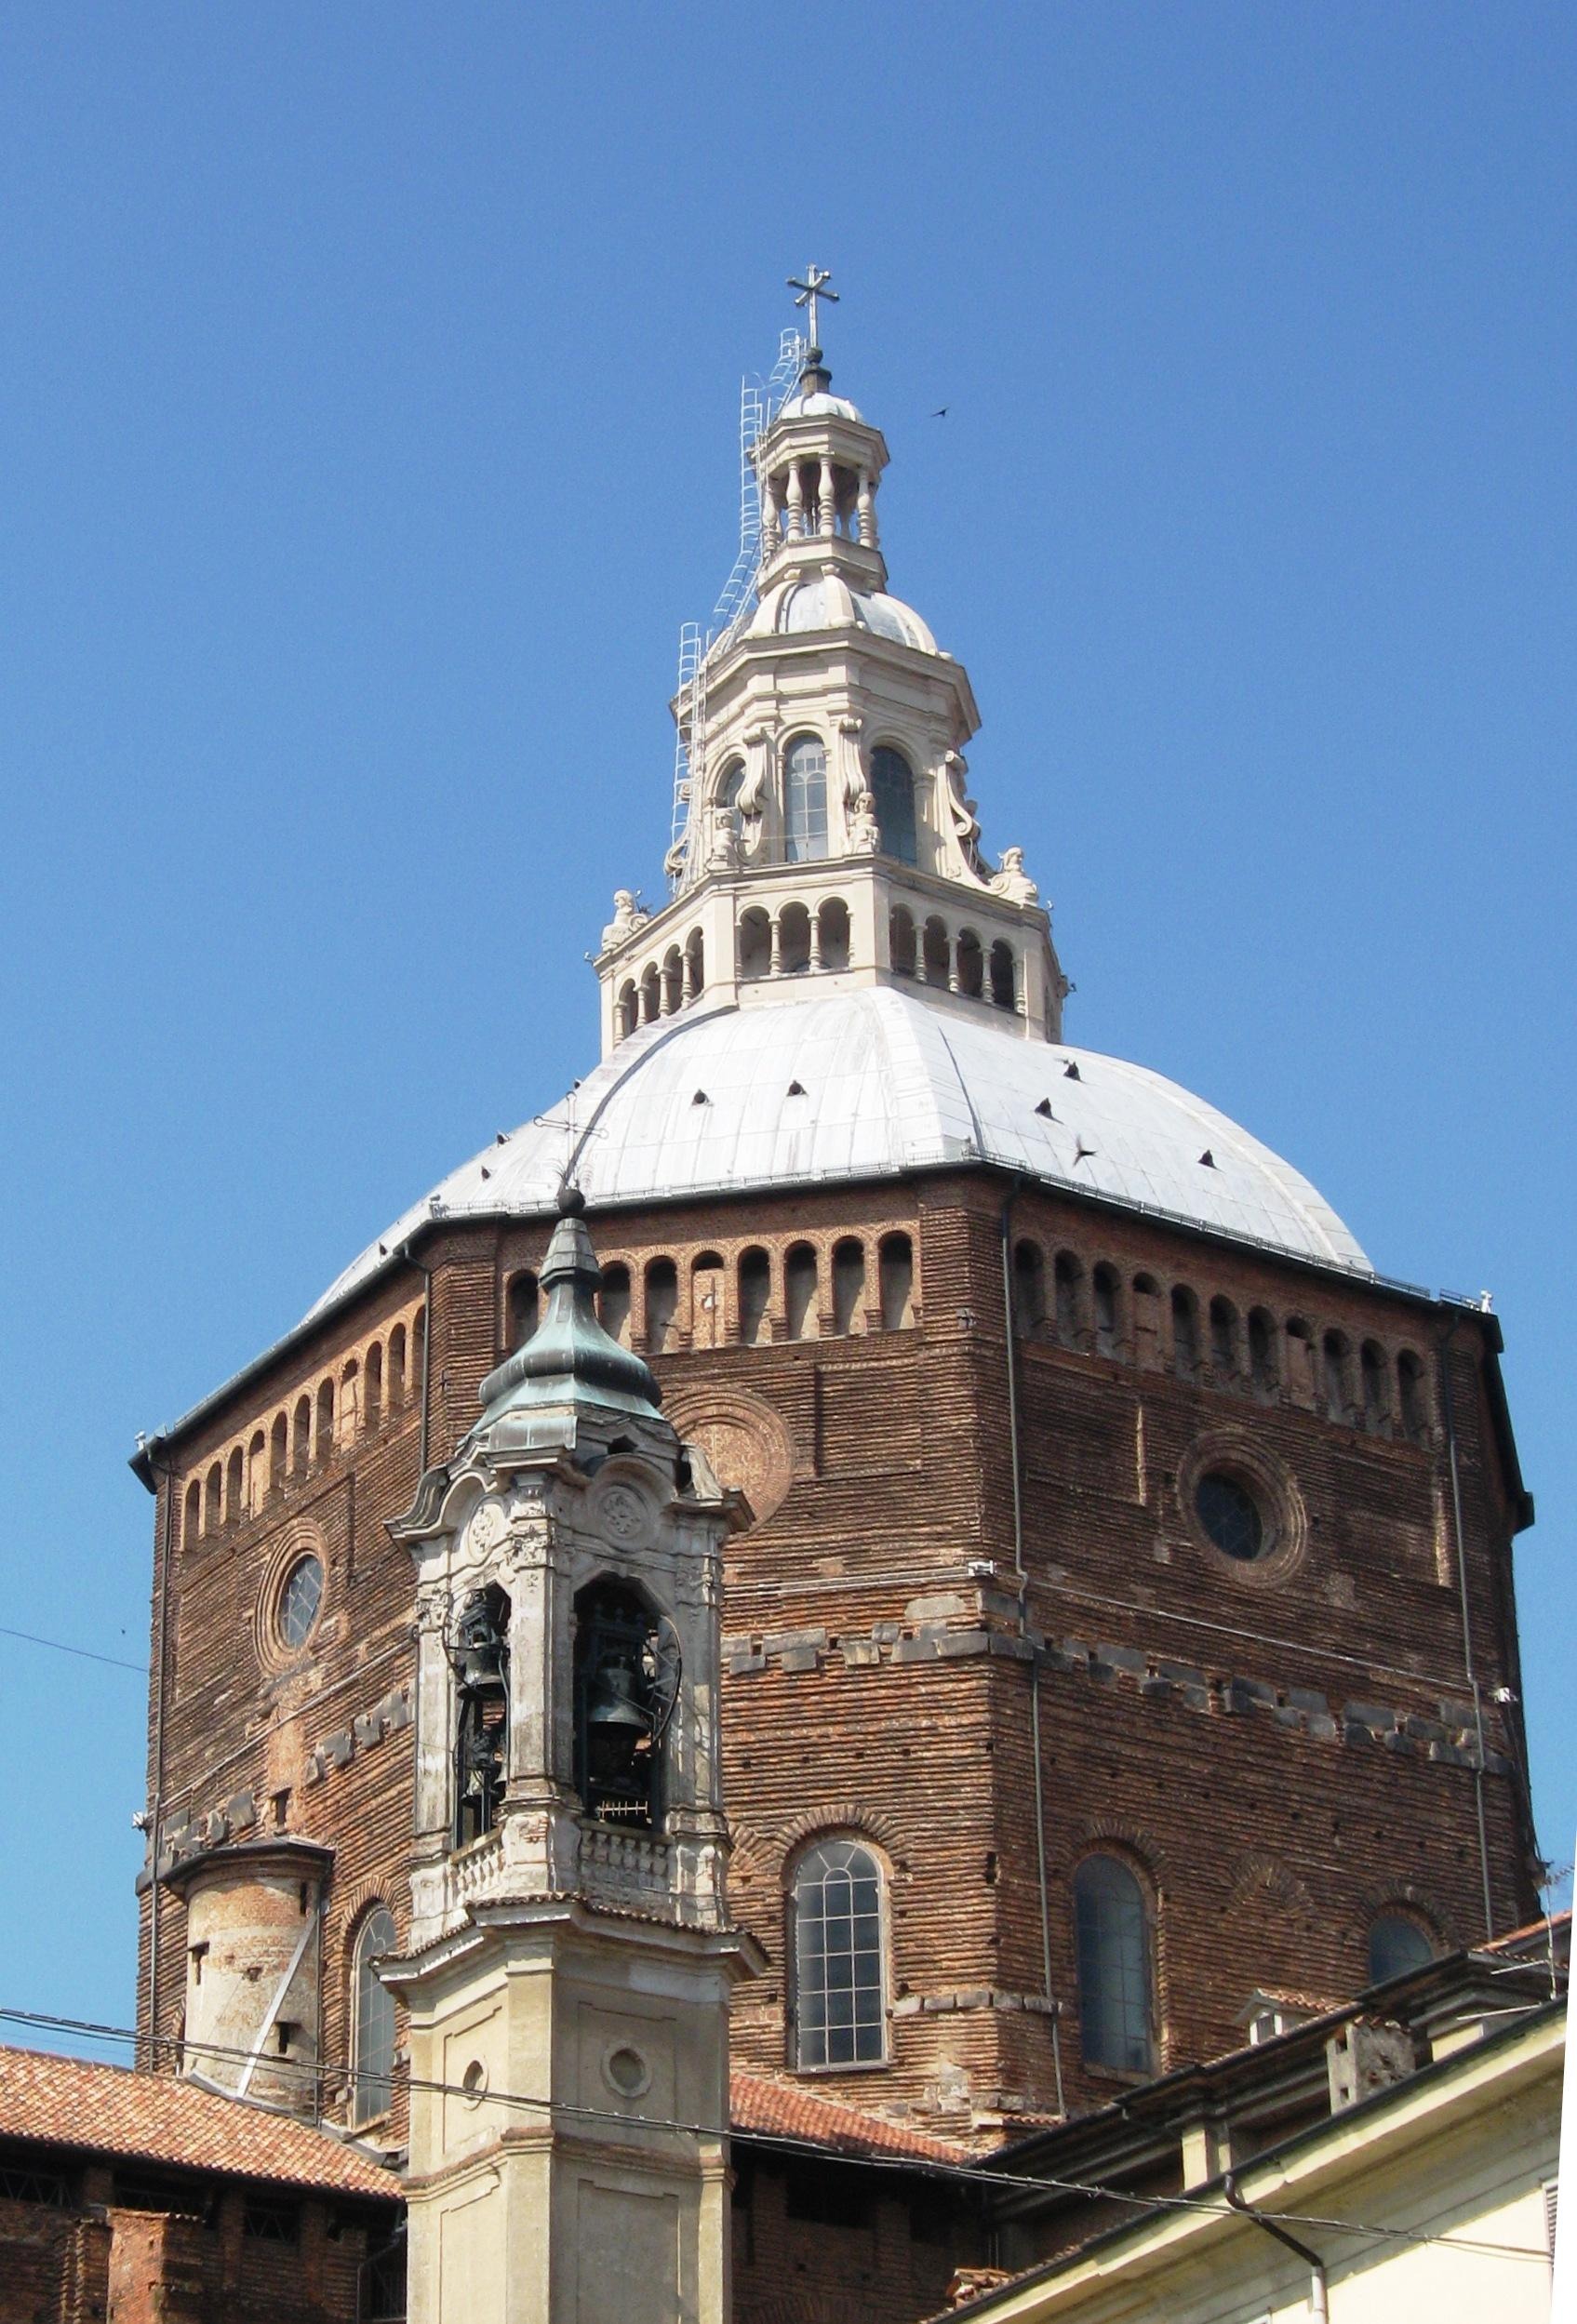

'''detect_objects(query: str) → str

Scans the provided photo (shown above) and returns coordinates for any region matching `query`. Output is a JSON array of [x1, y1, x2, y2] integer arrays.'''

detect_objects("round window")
[[1194, 1472, 1265, 1562], [277, 1553, 324, 1650]]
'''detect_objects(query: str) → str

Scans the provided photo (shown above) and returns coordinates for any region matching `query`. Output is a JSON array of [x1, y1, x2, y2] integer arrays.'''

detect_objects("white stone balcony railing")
[[447, 1830, 504, 1910], [578, 1822, 671, 1897]]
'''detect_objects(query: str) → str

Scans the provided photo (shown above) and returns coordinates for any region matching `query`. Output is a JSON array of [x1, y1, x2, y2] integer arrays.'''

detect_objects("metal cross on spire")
[[788, 264, 838, 354]]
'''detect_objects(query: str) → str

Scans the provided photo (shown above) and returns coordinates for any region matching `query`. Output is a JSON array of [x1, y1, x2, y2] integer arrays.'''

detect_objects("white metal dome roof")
[[307, 986, 1370, 1320], [748, 574, 938, 652], [775, 386, 863, 422]]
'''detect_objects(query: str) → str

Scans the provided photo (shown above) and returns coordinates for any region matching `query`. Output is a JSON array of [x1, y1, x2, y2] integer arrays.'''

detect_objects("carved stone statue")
[[945, 753, 984, 875], [601, 888, 650, 953], [848, 789, 880, 855], [990, 846, 1040, 904]]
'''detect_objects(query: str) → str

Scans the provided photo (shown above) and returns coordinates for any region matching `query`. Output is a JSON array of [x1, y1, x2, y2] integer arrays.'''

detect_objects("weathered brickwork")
[[136, 1164, 1537, 2152]]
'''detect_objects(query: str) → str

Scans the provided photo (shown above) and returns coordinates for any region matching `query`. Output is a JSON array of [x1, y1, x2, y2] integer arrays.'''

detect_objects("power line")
[[0, 1624, 146, 1676], [0, 2005, 1551, 2263]]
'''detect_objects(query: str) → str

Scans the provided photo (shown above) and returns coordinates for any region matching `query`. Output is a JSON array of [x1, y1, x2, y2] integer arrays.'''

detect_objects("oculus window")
[[792, 1838, 886, 2069], [276, 1554, 324, 1651], [1195, 1472, 1264, 1563]]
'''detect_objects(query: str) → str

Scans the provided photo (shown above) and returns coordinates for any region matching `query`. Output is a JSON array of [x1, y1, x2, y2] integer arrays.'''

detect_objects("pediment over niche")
[[664, 1386, 796, 1529]]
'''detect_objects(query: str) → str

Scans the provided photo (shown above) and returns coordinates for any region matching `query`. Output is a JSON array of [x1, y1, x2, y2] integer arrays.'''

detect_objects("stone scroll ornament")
[[945, 752, 986, 876]]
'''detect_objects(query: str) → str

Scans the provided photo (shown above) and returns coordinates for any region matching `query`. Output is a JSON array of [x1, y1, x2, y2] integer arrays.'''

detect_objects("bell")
[[588, 1656, 647, 1730], [587, 1656, 648, 1791]]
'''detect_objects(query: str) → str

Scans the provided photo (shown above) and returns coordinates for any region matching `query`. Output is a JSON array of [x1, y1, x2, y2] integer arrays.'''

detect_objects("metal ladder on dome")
[[668, 328, 806, 888]]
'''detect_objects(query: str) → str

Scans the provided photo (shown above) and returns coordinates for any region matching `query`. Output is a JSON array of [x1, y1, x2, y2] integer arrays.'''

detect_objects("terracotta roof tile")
[[0, 2048, 399, 2201], [729, 2072, 969, 2165]]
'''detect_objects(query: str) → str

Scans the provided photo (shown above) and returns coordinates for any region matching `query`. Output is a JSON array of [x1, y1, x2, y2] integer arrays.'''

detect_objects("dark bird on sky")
[[931, 406, 948, 417]]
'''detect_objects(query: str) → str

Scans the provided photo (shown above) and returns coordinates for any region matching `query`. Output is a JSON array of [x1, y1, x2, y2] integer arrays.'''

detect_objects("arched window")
[[350, 1906, 397, 2128], [791, 1838, 887, 2069], [662, 946, 683, 1015], [1368, 1912, 1434, 1984], [889, 905, 916, 977], [509, 1271, 540, 1349], [691, 1250, 726, 1349], [739, 907, 771, 982], [1397, 1350, 1429, 1443], [364, 1344, 383, 1434], [1286, 1316, 1316, 1403], [989, 941, 1017, 1011], [183, 1479, 201, 1544], [1053, 1252, 1083, 1346], [831, 1238, 865, 1334], [869, 746, 917, 865], [616, 980, 637, 1041], [314, 1381, 334, 1466], [573, 1580, 667, 1831], [205, 1462, 222, 1529], [269, 1413, 287, 1493], [1360, 1341, 1389, 1432], [1170, 1287, 1199, 1379], [247, 1431, 267, 1516], [1131, 1274, 1161, 1366], [1013, 1239, 1046, 1333], [291, 1395, 312, 1479], [645, 1260, 678, 1355], [639, 963, 661, 1023], [785, 1243, 820, 1342], [388, 1324, 408, 1409], [1209, 1297, 1239, 1380], [226, 1445, 245, 1517], [817, 898, 850, 972], [452, 1584, 509, 1848], [921, 916, 950, 984], [779, 902, 811, 975], [738, 1248, 771, 1345], [1073, 1855, 1154, 2074], [1322, 1331, 1352, 1423], [878, 1234, 915, 1330], [784, 735, 828, 863], [1093, 1263, 1121, 1357], [1248, 1308, 1278, 1395], [684, 927, 704, 998], [599, 1262, 633, 1346], [956, 928, 984, 998]]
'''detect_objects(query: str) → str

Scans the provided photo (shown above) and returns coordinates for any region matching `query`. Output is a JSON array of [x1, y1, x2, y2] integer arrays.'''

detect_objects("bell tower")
[[383, 1187, 760, 2324]]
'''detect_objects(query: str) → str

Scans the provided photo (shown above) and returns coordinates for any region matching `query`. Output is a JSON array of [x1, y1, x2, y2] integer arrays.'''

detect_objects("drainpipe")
[[1224, 2174, 1329, 2321], [1436, 1311, 1496, 1940], [142, 1439, 178, 2069], [1000, 1182, 1064, 2116]]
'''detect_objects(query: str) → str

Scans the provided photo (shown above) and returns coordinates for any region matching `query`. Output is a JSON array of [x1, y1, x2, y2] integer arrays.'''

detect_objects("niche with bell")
[[448, 1583, 510, 1849], [572, 1580, 681, 1831]]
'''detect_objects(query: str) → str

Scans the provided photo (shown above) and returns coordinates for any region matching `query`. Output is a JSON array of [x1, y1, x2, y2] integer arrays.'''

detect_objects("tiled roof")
[[0, 2049, 399, 2200], [729, 2072, 969, 2165]]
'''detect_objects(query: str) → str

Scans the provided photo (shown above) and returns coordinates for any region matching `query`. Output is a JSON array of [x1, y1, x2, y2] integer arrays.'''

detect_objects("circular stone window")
[[602, 2044, 651, 2099], [1178, 1435, 1306, 1588], [1195, 1471, 1265, 1562], [460, 2059, 488, 2107], [276, 1553, 324, 1650]]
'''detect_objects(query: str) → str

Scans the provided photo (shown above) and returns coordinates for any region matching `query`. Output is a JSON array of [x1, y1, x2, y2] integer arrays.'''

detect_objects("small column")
[[947, 934, 961, 995], [819, 460, 836, 541], [857, 470, 876, 548], [761, 474, 782, 555], [682, 947, 698, 1003], [768, 915, 783, 977], [786, 464, 804, 539], [809, 912, 823, 972]]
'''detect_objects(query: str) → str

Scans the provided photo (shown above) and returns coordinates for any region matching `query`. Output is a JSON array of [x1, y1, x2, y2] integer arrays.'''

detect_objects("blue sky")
[[0, 3, 1570, 2046]]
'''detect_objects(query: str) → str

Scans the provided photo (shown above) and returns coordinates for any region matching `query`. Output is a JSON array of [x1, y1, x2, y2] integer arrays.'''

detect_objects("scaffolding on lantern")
[[668, 327, 806, 886]]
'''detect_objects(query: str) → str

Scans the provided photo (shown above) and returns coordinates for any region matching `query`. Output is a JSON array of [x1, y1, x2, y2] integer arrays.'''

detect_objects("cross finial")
[[788, 264, 838, 355]]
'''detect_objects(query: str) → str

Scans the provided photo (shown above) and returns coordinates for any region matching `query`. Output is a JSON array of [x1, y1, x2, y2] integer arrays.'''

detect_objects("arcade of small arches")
[[505, 1229, 917, 1358], [1011, 1237, 1432, 1443], [611, 896, 1026, 1043], [180, 1298, 427, 1546]]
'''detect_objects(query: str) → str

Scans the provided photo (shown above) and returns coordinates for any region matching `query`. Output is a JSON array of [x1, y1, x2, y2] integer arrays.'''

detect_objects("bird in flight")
[[931, 406, 949, 417]]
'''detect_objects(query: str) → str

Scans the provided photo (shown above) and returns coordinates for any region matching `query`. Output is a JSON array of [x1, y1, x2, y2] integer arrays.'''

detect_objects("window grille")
[[352, 1905, 398, 2128], [792, 1838, 886, 2069], [784, 737, 828, 862]]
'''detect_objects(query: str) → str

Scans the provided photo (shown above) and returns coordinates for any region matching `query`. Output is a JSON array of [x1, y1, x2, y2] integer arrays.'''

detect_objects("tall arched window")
[[791, 1838, 887, 2069], [1073, 1855, 1154, 2074], [869, 747, 917, 864], [1368, 1912, 1433, 1983], [351, 1905, 397, 2128], [783, 736, 828, 863]]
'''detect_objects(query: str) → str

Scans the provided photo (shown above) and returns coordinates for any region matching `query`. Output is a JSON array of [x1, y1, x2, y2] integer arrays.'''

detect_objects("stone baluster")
[[819, 460, 836, 541], [857, 470, 876, 548], [768, 915, 783, 977], [809, 913, 823, 972], [786, 464, 804, 540], [947, 932, 961, 995]]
